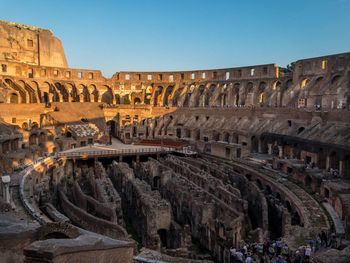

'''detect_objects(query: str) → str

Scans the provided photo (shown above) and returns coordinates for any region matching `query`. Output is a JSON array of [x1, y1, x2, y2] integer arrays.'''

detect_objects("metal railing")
[[57, 147, 175, 158]]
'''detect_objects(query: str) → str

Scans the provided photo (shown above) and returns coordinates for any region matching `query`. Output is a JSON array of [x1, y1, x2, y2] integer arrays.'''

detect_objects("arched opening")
[[9, 93, 19, 104], [101, 88, 113, 104], [285, 201, 292, 213], [331, 75, 341, 85], [232, 134, 239, 144], [31, 122, 39, 129], [153, 86, 163, 106], [115, 94, 121, 104], [292, 211, 301, 226], [39, 132, 46, 145], [265, 185, 272, 195], [300, 78, 309, 89], [82, 85, 90, 102], [205, 84, 216, 106], [233, 83, 240, 106], [222, 132, 229, 143], [212, 130, 220, 141], [257, 82, 266, 105], [163, 86, 174, 106], [144, 86, 153, 105], [197, 85, 206, 107], [122, 94, 130, 104], [107, 120, 117, 137], [324, 188, 330, 199], [5, 79, 26, 103], [153, 176, 160, 189], [54, 83, 69, 102], [329, 151, 339, 169], [90, 85, 99, 102], [193, 129, 200, 140], [22, 122, 29, 130], [183, 93, 191, 107], [157, 229, 167, 248], [29, 134, 38, 145], [133, 97, 141, 105], [251, 136, 259, 153], [176, 128, 181, 139]]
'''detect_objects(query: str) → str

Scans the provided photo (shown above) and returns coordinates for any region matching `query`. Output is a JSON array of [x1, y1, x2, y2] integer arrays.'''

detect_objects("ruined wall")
[[0, 20, 67, 67], [109, 161, 172, 250], [58, 188, 127, 240]]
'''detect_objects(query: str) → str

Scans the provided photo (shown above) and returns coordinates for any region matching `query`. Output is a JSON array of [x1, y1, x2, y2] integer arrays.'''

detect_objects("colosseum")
[[0, 20, 350, 263]]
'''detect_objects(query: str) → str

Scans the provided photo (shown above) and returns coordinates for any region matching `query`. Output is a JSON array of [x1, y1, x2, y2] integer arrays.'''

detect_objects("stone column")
[[258, 140, 262, 153], [326, 156, 330, 170], [268, 144, 272, 155], [278, 146, 283, 158], [339, 160, 345, 177], [1, 175, 11, 204]]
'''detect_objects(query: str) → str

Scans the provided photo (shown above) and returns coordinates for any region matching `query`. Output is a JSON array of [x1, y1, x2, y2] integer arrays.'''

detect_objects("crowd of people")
[[230, 230, 337, 263]]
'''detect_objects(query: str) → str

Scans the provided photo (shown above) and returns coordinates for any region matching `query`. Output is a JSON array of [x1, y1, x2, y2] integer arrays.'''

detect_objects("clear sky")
[[1, 0, 349, 77]]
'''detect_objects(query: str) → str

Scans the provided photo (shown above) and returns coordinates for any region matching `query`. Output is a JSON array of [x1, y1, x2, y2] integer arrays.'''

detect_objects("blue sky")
[[1, 0, 349, 77]]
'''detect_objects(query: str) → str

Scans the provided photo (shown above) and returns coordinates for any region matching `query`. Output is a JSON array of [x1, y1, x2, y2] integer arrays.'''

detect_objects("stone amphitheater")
[[0, 20, 350, 263]]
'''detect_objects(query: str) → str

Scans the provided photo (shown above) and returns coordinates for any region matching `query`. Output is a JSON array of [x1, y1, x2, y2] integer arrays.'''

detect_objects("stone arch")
[[205, 84, 216, 106], [196, 85, 206, 107], [80, 85, 90, 102], [183, 93, 191, 107], [257, 81, 267, 105], [89, 84, 99, 102], [101, 87, 113, 104], [29, 133, 38, 145], [8, 92, 19, 103], [221, 132, 230, 142], [153, 86, 164, 106], [144, 86, 153, 105], [121, 94, 130, 104], [233, 83, 240, 106], [329, 151, 339, 169], [269, 80, 282, 107], [133, 97, 141, 105], [5, 78, 26, 103], [19, 80, 37, 103], [232, 133, 239, 144], [115, 94, 121, 104], [251, 136, 259, 153], [331, 75, 341, 85], [54, 82, 69, 102], [240, 82, 254, 106], [31, 81, 41, 103], [163, 85, 174, 106], [39, 132, 47, 145]]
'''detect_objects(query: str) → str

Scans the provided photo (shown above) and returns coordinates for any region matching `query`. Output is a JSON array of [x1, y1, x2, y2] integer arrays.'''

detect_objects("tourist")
[[230, 247, 236, 263], [235, 249, 244, 263], [245, 253, 252, 263], [315, 235, 321, 252], [268, 244, 275, 261], [281, 243, 289, 257], [304, 245, 312, 262], [276, 238, 283, 255]]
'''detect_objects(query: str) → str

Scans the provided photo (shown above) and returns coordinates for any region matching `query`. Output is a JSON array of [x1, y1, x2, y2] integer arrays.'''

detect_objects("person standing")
[[305, 245, 312, 262]]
